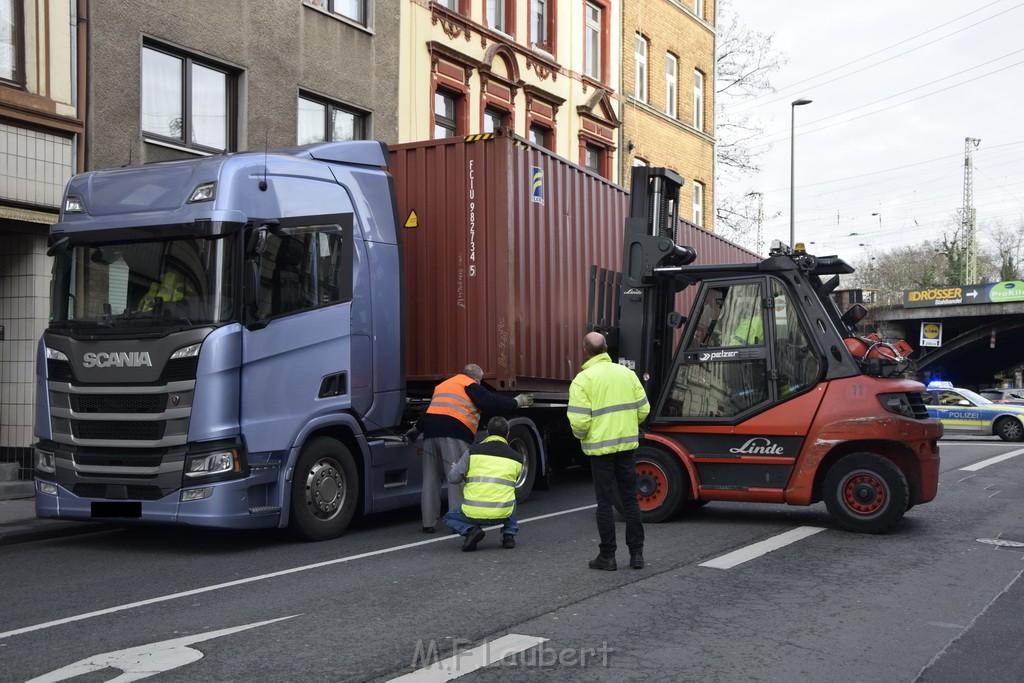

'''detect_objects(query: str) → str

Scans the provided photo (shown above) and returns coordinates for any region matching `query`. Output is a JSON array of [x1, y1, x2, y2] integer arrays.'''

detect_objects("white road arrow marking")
[[25, 615, 298, 683]]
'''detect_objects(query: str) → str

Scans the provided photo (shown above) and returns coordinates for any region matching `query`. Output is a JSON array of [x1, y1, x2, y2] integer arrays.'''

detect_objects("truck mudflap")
[[33, 468, 283, 530]]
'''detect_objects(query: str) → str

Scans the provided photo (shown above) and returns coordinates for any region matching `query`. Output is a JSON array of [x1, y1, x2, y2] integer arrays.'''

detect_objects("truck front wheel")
[[823, 453, 908, 533], [634, 446, 685, 523], [289, 437, 359, 541]]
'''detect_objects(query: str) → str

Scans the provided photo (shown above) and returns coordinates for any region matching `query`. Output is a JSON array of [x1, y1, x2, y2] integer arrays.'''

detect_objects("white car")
[[923, 382, 1024, 441]]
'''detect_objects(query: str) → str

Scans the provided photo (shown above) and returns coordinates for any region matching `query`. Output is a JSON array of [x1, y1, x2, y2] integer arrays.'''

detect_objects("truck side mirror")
[[246, 226, 268, 256]]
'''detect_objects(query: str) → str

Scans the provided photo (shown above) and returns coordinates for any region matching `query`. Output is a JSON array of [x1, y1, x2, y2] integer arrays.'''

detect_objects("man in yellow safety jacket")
[[568, 332, 650, 571], [404, 364, 533, 533], [443, 416, 523, 551]]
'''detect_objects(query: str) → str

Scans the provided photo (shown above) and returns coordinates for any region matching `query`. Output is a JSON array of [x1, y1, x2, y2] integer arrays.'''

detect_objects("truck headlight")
[[185, 449, 239, 477], [35, 449, 56, 474]]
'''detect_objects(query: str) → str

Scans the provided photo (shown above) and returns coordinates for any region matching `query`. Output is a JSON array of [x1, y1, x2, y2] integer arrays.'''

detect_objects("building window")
[[434, 89, 460, 138], [486, 0, 510, 34], [298, 94, 367, 145], [634, 34, 648, 103], [328, 0, 367, 25], [693, 181, 704, 227], [530, 0, 551, 51], [142, 44, 234, 153], [694, 0, 704, 20], [665, 53, 678, 118], [528, 124, 551, 149], [632, 156, 647, 167], [1, 0, 21, 83], [483, 107, 507, 133], [584, 2, 601, 80], [694, 69, 704, 130], [435, 0, 459, 9]]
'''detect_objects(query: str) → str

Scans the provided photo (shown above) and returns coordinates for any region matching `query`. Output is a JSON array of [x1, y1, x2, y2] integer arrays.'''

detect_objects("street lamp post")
[[790, 98, 813, 247]]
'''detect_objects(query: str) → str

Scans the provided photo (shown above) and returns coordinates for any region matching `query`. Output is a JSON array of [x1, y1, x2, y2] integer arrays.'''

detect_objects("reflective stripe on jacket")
[[462, 436, 522, 519], [425, 374, 481, 433], [567, 353, 650, 456]]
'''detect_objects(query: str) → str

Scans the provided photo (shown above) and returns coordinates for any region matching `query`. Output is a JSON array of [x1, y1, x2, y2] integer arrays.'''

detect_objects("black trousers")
[[590, 449, 644, 556]]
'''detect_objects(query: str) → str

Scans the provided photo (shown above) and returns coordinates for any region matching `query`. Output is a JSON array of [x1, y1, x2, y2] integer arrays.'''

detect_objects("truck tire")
[[634, 446, 685, 523], [289, 437, 359, 541], [823, 452, 908, 533], [508, 424, 538, 503], [995, 416, 1024, 442]]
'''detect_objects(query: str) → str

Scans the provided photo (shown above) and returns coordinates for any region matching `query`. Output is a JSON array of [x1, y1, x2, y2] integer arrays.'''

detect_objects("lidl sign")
[[903, 281, 1024, 308]]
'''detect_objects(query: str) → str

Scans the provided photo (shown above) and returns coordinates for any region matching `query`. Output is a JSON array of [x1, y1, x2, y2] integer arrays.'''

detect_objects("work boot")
[[462, 526, 485, 552], [588, 554, 617, 571], [630, 551, 645, 570], [501, 534, 516, 549], [422, 526, 436, 534]]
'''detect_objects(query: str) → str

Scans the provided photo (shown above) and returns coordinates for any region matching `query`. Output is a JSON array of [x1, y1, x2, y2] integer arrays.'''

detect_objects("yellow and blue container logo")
[[531, 166, 544, 205]]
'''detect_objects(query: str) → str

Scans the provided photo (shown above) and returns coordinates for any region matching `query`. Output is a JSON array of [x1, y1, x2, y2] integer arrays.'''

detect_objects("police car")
[[922, 381, 1024, 441]]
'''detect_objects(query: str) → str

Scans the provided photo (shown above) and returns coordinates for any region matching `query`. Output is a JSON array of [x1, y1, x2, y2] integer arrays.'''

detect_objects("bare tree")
[[714, 0, 787, 239], [986, 218, 1024, 281]]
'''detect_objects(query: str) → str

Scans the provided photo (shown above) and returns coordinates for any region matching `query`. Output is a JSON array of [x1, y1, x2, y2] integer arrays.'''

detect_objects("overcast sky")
[[717, 0, 1024, 270]]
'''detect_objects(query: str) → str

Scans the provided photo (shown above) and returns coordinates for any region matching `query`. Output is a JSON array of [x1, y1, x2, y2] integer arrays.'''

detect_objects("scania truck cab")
[[34, 142, 430, 540]]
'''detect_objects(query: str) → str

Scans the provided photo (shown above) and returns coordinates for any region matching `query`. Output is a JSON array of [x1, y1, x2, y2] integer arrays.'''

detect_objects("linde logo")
[[698, 350, 739, 362], [729, 437, 784, 455], [82, 351, 153, 368]]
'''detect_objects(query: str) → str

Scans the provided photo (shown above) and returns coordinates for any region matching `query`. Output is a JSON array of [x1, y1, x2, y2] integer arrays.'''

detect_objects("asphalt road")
[[2, 436, 1023, 682]]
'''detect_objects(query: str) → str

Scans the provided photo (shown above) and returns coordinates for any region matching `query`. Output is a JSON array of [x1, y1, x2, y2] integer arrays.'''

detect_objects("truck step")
[[248, 506, 281, 516]]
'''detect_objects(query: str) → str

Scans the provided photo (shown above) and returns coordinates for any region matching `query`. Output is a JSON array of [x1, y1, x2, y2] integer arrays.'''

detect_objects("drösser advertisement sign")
[[903, 281, 1024, 308]]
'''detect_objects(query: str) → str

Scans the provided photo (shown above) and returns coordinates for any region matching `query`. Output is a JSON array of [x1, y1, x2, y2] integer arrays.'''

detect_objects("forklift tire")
[[289, 437, 359, 541], [823, 452, 908, 534], [508, 424, 538, 503], [634, 446, 686, 523]]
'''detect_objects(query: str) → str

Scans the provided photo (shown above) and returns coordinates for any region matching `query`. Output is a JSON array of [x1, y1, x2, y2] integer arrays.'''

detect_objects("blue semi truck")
[[32, 140, 562, 540]]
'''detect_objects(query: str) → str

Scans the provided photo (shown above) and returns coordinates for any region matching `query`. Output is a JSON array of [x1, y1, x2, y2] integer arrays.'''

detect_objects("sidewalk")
[[0, 488, 111, 546]]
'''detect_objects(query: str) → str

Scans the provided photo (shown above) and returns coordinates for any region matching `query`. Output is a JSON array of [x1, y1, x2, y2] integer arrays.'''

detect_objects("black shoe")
[[501, 534, 516, 549], [589, 555, 617, 571], [422, 526, 436, 534], [462, 526, 485, 551], [630, 552, 645, 570]]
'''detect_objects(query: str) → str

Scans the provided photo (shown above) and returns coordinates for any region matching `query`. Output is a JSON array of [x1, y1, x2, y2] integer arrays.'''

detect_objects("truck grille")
[[71, 420, 166, 441], [74, 452, 164, 467], [73, 483, 165, 500], [47, 357, 198, 384], [71, 394, 166, 413]]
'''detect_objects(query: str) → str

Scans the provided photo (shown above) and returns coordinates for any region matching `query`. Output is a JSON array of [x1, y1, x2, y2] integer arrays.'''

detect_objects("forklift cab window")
[[666, 281, 769, 418], [771, 279, 821, 397]]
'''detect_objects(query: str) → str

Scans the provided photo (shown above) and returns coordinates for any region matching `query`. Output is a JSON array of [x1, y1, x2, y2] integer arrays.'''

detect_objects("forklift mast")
[[616, 167, 697, 405]]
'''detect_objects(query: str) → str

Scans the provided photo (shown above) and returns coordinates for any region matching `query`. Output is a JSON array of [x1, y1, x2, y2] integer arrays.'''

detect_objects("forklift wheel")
[[634, 447, 685, 523], [823, 453, 908, 534]]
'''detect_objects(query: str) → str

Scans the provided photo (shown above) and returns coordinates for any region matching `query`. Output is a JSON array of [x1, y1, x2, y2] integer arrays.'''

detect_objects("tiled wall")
[[0, 124, 74, 207], [0, 231, 51, 474]]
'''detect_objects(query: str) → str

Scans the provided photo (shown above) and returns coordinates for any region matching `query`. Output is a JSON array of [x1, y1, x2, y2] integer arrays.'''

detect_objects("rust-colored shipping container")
[[389, 131, 758, 392]]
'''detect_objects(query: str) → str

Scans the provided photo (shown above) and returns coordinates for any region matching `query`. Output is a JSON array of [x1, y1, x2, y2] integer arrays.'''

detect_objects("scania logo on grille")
[[82, 351, 153, 368]]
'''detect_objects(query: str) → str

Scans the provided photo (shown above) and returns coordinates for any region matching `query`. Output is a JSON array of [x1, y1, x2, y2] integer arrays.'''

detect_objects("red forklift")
[[592, 167, 942, 533]]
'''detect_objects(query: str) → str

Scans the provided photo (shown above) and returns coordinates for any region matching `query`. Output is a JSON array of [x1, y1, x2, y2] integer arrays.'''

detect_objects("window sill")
[[302, 1, 374, 36], [143, 137, 216, 157]]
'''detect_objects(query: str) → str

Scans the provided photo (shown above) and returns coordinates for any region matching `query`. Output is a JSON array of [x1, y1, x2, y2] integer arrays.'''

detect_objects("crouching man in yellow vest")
[[443, 416, 523, 551]]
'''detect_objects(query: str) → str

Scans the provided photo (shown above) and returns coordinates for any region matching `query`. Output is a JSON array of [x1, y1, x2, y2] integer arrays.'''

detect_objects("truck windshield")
[[49, 234, 237, 329]]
